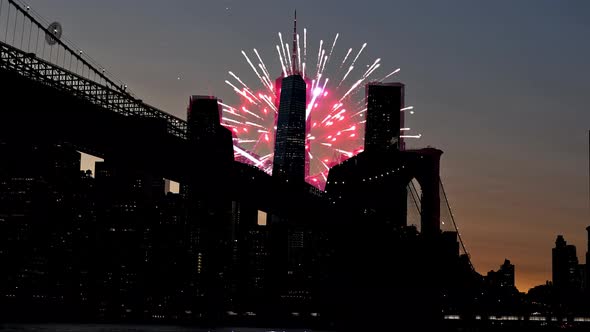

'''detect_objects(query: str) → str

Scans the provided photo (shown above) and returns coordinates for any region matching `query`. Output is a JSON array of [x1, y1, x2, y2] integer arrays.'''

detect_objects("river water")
[[0, 325, 324, 332]]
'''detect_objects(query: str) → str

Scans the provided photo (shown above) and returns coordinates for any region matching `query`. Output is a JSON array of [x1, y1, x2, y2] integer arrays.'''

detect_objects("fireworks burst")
[[222, 28, 415, 190]]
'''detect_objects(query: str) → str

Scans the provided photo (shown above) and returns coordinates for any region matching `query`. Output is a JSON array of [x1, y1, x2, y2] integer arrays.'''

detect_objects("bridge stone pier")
[[325, 147, 443, 237]]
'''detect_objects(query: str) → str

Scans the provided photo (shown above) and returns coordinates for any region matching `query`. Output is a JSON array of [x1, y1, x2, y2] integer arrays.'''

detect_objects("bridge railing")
[[0, 0, 188, 139], [0, 0, 129, 94], [0, 39, 188, 139]]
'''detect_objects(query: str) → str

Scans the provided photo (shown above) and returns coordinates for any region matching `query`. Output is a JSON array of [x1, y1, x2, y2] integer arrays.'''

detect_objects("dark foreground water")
[[0, 325, 325, 332]]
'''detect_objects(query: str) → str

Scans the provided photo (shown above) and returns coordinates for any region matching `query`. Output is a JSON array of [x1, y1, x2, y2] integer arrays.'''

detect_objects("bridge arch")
[[325, 147, 443, 237]]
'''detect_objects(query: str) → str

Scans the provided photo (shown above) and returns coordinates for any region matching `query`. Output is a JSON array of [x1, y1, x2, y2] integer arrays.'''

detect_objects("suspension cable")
[[439, 179, 474, 271]]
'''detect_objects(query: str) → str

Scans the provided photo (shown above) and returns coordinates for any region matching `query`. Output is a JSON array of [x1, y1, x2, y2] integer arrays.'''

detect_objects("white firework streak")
[[241, 51, 267, 98], [245, 121, 267, 129], [229, 71, 262, 104], [225, 80, 254, 103], [379, 68, 401, 81], [338, 66, 354, 88], [352, 108, 367, 117], [222, 109, 247, 119], [242, 108, 263, 120], [222, 117, 243, 125], [340, 48, 352, 68], [254, 49, 272, 81], [276, 45, 288, 77], [303, 28, 307, 59], [253, 48, 274, 92], [302, 62, 306, 79], [351, 42, 367, 65], [320, 55, 329, 75], [234, 145, 264, 166], [306, 77, 329, 120], [316, 39, 323, 71], [362, 58, 381, 78], [328, 33, 339, 62], [335, 149, 353, 157], [278, 33, 288, 69]]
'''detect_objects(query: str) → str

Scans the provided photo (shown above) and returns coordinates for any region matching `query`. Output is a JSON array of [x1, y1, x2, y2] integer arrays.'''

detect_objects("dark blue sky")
[[25, 0, 590, 290]]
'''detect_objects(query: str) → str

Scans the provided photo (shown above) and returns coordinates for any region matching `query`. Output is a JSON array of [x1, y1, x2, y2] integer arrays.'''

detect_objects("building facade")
[[364, 82, 405, 152], [272, 75, 307, 183]]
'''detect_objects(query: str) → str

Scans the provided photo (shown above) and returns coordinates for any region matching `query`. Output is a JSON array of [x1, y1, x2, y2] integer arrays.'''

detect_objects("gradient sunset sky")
[[24, 0, 590, 291]]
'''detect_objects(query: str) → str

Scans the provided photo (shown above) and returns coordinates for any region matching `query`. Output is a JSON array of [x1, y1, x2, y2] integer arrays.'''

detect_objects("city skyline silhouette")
[[0, 1, 589, 329], [20, 0, 590, 291]]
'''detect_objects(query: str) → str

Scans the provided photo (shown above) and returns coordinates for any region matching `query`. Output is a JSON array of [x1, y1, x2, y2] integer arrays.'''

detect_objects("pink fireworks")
[[221, 29, 403, 190]]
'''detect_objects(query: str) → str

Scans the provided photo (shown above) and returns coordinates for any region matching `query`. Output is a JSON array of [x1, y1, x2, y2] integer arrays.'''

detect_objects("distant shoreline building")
[[552, 235, 581, 290]]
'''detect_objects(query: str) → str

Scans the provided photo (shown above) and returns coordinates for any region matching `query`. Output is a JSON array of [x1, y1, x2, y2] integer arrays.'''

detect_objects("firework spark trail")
[[253, 49, 271, 79], [379, 68, 401, 81], [316, 39, 323, 71], [306, 77, 329, 120], [303, 28, 307, 59], [258, 66, 273, 91], [338, 66, 354, 88], [245, 121, 267, 129], [362, 58, 381, 78], [219, 102, 243, 113], [225, 80, 255, 103], [340, 79, 364, 102], [320, 55, 329, 75], [234, 145, 264, 166], [242, 108, 263, 120], [221, 109, 247, 120], [335, 149, 353, 157], [222, 117, 243, 125], [241, 51, 268, 97], [340, 48, 353, 68], [351, 42, 367, 66], [278, 33, 288, 66], [276, 45, 288, 77], [228, 71, 262, 104], [253, 48, 274, 92], [315, 48, 325, 81], [328, 33, 339, 62], [259, 94, 278, 112], [259, 74, 274, 95], [352, 108, 367, 117], [365, 63, 380, 78]]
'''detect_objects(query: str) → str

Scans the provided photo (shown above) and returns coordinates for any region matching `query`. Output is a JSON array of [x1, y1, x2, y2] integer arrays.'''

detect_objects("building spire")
[[292, 10, 298, 75]]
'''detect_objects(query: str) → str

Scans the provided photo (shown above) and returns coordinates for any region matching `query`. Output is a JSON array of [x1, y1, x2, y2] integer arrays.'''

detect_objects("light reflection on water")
[[0, 325, 324, 332]]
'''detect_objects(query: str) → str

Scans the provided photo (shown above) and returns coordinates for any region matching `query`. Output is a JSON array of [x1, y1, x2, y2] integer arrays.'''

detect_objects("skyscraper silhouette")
[[272, 74, 307, 183], [552, 235, 581, 290], [364, 83, 405, 152]]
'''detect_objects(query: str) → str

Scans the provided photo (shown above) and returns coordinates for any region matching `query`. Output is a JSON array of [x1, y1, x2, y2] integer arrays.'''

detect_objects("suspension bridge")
[[0, 0, 473, 269]]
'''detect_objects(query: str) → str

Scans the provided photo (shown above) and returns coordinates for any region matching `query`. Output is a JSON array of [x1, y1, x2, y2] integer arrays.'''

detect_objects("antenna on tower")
[[292, 10, 298, 75]]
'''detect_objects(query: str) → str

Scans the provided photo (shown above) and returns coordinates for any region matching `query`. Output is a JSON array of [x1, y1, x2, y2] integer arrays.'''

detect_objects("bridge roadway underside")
[[0, 68, 279, 210]]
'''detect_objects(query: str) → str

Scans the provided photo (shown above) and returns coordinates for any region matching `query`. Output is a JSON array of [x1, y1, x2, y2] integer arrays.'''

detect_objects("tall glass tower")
[[272, 74, 307, 183]]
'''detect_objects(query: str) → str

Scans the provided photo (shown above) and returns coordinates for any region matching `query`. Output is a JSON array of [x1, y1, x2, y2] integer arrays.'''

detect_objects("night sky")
[[24, 0, 590, 291]]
